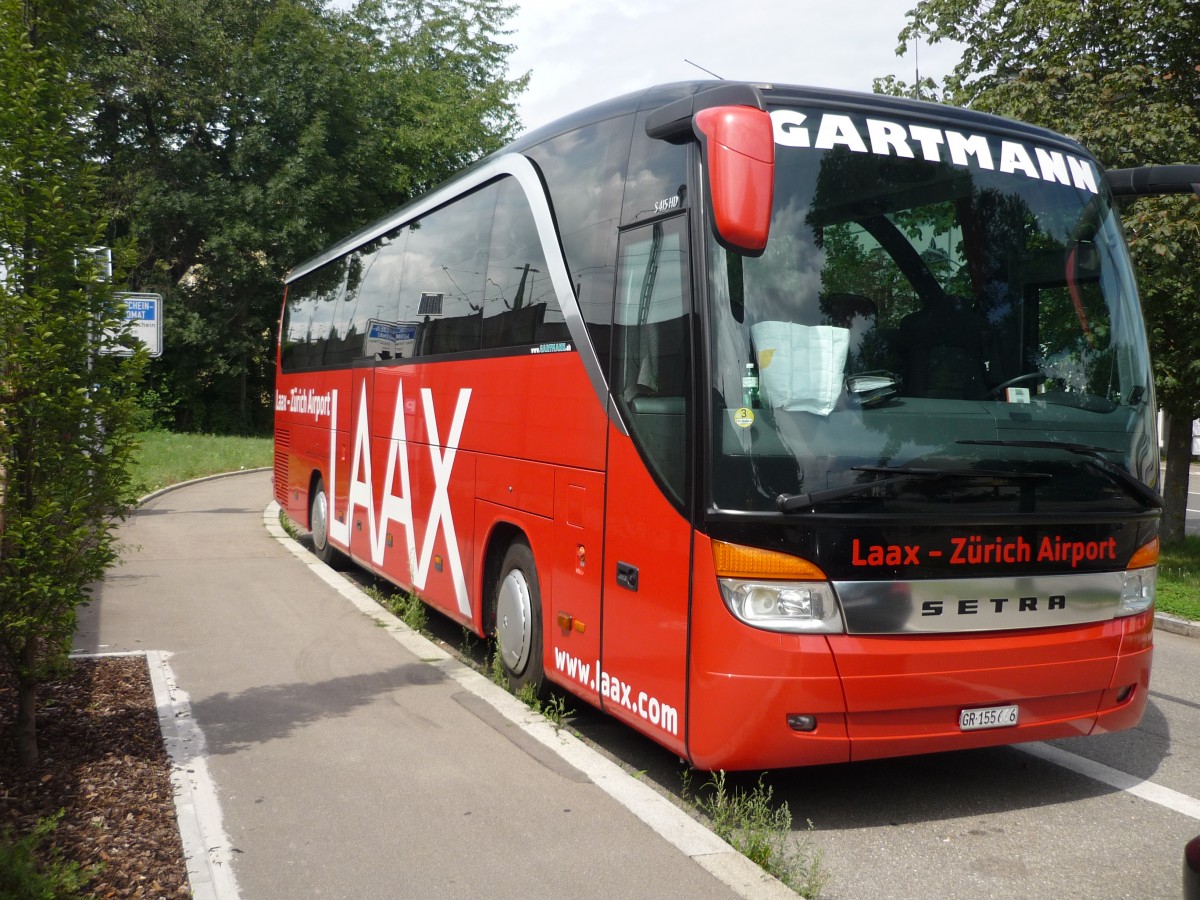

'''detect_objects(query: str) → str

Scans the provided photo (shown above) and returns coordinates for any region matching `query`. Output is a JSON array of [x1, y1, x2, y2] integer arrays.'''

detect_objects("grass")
[[682, 770, 826, 898], [1157, 536, 1200, 622], [132, 431, 272, 494]]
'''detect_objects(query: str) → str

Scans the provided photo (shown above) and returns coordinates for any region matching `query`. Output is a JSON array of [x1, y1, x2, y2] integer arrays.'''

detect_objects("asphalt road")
[[345, 465, 1200, 899], [542, 625, 1199, 900], [78, 472, 776, 900], [91, 466, 1197, 899]]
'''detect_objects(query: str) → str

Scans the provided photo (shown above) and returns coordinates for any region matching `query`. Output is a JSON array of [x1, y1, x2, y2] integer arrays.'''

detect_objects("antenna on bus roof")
[[684, 58, 724, 79], [914, 36, 921, 100]]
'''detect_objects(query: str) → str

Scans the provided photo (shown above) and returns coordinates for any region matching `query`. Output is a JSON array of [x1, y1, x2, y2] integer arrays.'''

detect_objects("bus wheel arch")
[[487, 528, 546, 699]]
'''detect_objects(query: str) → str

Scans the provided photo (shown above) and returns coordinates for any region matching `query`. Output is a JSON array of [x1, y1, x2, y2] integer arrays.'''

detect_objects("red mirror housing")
[[693, 105, 775, 255]]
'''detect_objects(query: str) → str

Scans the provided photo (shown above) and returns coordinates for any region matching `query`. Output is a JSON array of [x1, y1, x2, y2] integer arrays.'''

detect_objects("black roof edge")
[[644, 83, 769, 141]]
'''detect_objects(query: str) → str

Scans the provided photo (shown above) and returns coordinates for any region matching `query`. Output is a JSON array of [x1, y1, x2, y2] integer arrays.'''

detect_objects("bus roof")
[[504, 80, 1089, 157], [286, 80, 1094, 284]]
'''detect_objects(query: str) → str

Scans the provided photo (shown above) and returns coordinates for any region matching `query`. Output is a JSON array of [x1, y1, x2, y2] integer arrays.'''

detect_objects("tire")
[[309, 476, 340, 566], [493, 538, 546, 698]]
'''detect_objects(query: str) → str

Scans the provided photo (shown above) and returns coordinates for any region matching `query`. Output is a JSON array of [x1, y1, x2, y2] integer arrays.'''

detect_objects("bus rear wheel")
[[309, 477, 340, 566], [494, 538, 545, 698]]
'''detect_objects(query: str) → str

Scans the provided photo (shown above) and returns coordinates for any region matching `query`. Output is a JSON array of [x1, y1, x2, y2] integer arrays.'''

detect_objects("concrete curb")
[[262, 501, 798, 900], [137, 467, 273, 506], [1156, 611, 1200, 639], [70, 651, 241, 900]]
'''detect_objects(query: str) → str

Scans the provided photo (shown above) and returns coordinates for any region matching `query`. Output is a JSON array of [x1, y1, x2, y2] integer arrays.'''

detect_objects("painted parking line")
[[1020, 741, 1200, 821], [71, 650, 241, 900]]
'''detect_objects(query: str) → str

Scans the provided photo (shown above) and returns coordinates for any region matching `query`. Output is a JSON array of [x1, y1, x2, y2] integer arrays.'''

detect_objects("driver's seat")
[[899, 296, 990, 399]]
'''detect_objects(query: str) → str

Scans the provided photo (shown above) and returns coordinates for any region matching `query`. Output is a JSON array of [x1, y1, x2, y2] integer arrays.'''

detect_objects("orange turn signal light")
[[711, 540, 827, 580], [1127, 537, 1159, 569]]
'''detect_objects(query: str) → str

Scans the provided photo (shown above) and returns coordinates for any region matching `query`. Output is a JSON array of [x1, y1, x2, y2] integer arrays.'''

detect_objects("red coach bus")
[[275, 81, 1191, 770]]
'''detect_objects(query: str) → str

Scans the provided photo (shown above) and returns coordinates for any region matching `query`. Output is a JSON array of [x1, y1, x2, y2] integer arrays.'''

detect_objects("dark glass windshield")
[[707, 105, 1158, 516]]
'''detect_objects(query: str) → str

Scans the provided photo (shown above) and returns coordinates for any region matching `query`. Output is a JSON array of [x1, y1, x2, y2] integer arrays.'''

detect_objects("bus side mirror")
[[692, 105, 775, 256], [1104, 165, 1200, 197]]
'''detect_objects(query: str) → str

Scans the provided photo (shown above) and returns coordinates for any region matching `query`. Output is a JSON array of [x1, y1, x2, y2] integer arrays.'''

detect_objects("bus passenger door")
[[601, 216, 694, 758]]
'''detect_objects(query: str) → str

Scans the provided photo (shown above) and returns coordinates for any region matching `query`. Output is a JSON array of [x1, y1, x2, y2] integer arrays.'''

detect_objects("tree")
[[82, 0, 527, 433], [890, 0, 1200, 542], [0, 0, 144, 766]]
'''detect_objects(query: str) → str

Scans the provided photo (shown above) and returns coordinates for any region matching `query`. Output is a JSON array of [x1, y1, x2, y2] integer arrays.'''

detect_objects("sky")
[[503, 0, 965, 135]]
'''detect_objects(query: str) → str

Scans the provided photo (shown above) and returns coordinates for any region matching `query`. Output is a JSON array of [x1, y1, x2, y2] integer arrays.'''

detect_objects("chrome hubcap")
[[312, 488, 329, 550], [496, 569, 531, 675]]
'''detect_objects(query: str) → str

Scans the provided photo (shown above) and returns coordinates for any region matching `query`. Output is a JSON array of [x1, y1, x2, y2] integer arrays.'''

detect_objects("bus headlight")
[[1118, 537, 1158, 616], [719, 579, 845, 633], [1118, 566, 1156, 616]]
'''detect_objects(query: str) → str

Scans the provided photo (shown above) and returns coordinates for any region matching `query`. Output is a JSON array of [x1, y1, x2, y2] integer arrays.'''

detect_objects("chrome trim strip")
[[285, 154, 618, 429], [834, 571, 1127, 634]]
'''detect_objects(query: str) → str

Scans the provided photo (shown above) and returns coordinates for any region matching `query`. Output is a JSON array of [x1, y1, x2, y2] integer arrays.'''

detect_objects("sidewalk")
[[76, 471, 786, 900]]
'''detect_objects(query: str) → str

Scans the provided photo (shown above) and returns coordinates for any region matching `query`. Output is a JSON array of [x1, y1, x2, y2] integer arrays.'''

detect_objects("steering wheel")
[[986, 371, 1047, 399]]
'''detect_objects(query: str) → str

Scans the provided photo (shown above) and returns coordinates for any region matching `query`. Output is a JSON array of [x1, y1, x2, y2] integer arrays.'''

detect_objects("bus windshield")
[[707, 104, 1159, 516]]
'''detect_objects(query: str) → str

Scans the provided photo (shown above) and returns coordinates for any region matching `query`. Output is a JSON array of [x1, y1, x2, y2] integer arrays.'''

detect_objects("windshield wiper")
[[775, 465, 1050, 513], [957, 439, 1163, 510]]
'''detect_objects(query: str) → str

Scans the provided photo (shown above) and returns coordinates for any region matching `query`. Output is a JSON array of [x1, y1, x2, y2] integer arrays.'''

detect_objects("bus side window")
[[281, 258, 346, 372], [483, 177, 561, 349], [621, 108, 690, 227], [612, 216, 691, 504], [399, 185, 496, 358], [526, 114, 634, 379]]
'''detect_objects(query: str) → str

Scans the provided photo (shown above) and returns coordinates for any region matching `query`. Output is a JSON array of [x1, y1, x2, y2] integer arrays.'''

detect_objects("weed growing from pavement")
[[460, 626, 480, 657], [540, 694, 570, 733], [515, 682, 539, 707], [278, 511, 300, 540], [681, 769, 826, 898], [364, 585, 428, 633], [491, 650, 572, 732], [489, 646, 508, 688]]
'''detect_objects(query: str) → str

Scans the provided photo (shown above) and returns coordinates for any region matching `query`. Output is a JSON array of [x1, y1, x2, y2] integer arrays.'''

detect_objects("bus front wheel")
[[309, 477, 339, 566], [494, 539, 546, 698]]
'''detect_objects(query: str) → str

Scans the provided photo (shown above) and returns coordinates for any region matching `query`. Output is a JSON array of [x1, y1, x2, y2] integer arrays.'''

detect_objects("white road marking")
[[71, 650, 241, 900], [1020, 741, 1200, 821]]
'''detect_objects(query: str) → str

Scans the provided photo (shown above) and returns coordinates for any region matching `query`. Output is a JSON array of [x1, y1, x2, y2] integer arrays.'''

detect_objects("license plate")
[[959, 704, 1019, 731]]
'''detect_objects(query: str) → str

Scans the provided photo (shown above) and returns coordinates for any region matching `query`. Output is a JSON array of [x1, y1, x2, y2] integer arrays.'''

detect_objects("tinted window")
[[280, 258, 346, 372], [483, 177, 566, 349], [400, 186, 496, 357], [526, 115, 634, 372], [612, 217, 691, 504], [327, 229, 409, 364], [621, 110, 691, 227]]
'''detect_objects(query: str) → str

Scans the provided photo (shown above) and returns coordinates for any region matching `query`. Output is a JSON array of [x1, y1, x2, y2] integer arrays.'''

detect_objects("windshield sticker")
[[771, 109, 1099, 195], [733, 407, 755, 428]]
